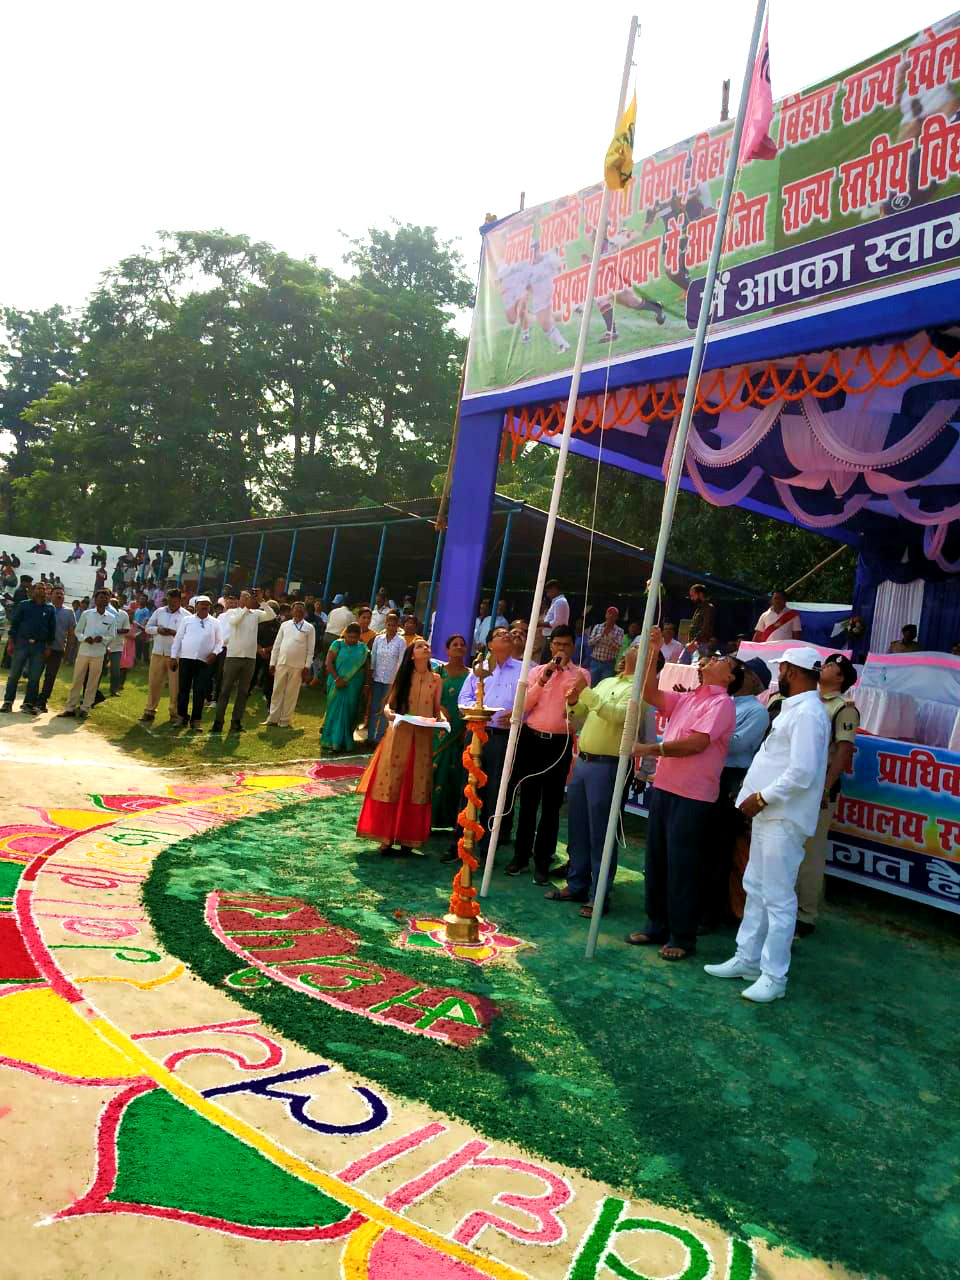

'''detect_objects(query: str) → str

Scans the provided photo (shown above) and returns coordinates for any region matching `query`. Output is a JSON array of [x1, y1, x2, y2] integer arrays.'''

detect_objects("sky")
[[2, 0, 955, 314]]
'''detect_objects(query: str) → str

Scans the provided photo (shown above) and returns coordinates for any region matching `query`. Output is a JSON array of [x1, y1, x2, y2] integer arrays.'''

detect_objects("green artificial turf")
[[144, 791, 960, 1280], [42, 660, 368, 769]]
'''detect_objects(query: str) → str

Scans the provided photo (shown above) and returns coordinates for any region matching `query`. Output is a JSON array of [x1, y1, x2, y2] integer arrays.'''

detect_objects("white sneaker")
[[741, 975, 786, 1003], [703, 956, 761, 980]]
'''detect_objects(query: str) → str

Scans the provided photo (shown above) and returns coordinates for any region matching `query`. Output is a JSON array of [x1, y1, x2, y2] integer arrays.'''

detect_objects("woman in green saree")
[[432, 634, 469, 857], [322, 623, 369, 752]]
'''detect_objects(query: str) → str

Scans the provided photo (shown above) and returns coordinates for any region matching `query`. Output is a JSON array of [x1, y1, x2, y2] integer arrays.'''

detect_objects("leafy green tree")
[[0, 305, 78, 532]]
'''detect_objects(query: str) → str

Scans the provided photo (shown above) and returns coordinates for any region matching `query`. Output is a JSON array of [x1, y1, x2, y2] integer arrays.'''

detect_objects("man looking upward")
[[705, 647, 830, 1002]]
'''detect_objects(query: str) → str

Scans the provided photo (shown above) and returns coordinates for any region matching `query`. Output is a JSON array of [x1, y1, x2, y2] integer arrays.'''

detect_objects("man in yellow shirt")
[[795, 652, 859, 937], [545, 646, 638, 917]]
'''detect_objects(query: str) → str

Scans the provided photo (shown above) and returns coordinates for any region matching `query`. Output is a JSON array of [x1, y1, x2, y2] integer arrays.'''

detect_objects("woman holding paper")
[[357, 639, 446, 855]]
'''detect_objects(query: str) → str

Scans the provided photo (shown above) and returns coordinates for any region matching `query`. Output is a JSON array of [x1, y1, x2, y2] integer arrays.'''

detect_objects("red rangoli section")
[[206, 893, 497, 1048]]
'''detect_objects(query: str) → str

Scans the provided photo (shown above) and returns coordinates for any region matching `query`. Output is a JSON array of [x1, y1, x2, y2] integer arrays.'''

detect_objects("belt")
[[527, 728, 567, 740], [487, 726, 510, 735], [578, 750, 619, 764]]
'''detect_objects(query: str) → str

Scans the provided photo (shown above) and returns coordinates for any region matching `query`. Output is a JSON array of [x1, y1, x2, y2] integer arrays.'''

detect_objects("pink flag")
[[738, 16, 777, 164]]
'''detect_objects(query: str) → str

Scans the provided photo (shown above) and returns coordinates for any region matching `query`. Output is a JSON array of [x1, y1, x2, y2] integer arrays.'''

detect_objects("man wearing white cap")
[[169, 596, 223, 730], [704, 646, 830, 1002]]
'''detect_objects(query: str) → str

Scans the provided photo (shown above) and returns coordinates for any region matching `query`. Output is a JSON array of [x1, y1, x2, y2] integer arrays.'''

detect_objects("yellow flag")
[[604, 93, 636, 190]]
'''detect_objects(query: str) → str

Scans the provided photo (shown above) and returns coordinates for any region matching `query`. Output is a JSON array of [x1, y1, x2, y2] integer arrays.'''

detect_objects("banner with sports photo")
[[465, 12, 960, 396]]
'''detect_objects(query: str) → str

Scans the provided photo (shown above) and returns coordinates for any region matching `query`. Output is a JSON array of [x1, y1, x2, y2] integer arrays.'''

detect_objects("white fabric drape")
[[871, 579, 925, 654]]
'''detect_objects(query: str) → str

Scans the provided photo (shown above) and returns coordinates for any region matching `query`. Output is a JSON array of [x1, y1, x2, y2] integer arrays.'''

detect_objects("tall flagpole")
[[585, 0, 769, 958], [478, 15, 640, 899]]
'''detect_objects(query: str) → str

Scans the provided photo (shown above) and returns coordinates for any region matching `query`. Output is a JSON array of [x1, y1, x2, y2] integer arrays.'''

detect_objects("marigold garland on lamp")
[[445, 655, 497, 944]]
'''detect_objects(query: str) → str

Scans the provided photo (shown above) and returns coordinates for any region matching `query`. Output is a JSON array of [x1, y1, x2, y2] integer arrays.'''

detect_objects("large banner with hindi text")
[[827, 734, 960, 914], [465, 12, 960, 396]]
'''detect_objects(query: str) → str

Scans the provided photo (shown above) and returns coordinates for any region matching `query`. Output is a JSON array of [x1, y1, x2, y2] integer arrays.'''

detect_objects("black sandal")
[[544, 887, 587, 902]]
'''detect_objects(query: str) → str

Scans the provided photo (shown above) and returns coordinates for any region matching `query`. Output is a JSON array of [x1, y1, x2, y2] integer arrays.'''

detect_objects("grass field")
[[40, 659, 364, 769], [146, 788, 960, 1280]]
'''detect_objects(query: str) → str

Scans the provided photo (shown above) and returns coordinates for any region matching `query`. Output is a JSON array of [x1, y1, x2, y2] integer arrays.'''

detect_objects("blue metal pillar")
[[284, 529, 299, 595], [423, 527, 446, 642], [158, 541, 168, 588], [252, 533, 265, 591], [369, 524, 387, 605], [489, 510, 516, 632], [321, 527, 339, 606], [177, 539, 188, 587], [221, 535, 234, 594], [196, 538, 209, 595]]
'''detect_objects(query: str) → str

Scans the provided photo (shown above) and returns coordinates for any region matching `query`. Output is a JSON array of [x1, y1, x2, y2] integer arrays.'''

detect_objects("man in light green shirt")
[[545, 646, 638, 917]]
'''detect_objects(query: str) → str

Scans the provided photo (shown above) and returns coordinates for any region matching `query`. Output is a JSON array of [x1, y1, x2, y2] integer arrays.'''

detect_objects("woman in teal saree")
[[322, 623, 369, 752]]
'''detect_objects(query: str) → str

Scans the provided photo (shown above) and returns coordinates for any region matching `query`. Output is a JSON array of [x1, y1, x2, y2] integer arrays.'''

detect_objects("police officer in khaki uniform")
[[795, 653, 859, 936]]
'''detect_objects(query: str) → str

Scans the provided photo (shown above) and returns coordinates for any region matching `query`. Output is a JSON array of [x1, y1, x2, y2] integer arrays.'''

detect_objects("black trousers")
[[643, 786, 712, 952], [512, 726, 573, 871], [704, 766, 748, 925], [177, 658, 212, 725], [477, 728, 515, 853]]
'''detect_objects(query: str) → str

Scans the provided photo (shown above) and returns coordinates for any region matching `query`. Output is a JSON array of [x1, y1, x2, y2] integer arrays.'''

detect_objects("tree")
[[0, 305, 78, 533]]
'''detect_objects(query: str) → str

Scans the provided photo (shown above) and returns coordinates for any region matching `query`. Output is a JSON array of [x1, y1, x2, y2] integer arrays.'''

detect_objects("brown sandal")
[[659, 944, 695, 961], [624, 931, 662, 946]]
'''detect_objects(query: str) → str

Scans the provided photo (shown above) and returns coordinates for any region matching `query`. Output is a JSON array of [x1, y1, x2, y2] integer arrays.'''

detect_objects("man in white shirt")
[[141, 588, 184, 722], [322, 595, 356, 658], [476, 598, 509, 649], [368, 611, 406, 742], [538, 580, 570, 653], [659, 622, 684, 664], [101, 597, 131, 696], [60, 589, 118, 718], [212, 589, 276, 733], [264, 600, 316, 727], [704, 646, 830, 1002], [169, 596, 223, 730], [369, 589, 393, 634], [753, 589, 802, 643]]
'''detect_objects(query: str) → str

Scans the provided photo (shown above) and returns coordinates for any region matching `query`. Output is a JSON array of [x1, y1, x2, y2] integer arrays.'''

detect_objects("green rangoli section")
[[143, 791, 960, 1280], [109, 1087, 351, 1228]]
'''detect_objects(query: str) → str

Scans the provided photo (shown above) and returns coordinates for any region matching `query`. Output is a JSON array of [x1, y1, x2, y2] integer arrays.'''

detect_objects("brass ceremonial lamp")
[[444, 652, 498, 944]]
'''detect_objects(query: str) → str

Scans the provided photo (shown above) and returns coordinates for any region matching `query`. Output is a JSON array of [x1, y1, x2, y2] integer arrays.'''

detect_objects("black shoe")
[[230, 723, 244, 734], [58, 709, 77, 718], [550, 861, 570, 880], [533, 869, 551, 886], [504, 861, 527, 877], [210, 721, 224, 733], [794, 921, 816, 939], [21, 704, 38, 715], [0, 703, 12, 713], [140, 711, 155, 722]]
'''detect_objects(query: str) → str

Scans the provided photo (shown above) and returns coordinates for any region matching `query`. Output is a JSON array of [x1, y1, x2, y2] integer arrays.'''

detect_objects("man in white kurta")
[[265, 601, 316, 727], [704, 646, 830, 1003]]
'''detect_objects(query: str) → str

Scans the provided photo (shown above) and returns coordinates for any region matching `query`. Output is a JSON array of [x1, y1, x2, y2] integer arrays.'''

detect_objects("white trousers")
[[267, 665, 303, 726], [735, 816, 806, 983]]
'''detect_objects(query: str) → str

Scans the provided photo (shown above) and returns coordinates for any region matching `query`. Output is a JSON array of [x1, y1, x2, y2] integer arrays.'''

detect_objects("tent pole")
[[585, 0, 769, 958], [369, 524, 387, 606], [488, 510, 515, 639], [196, 538, 208, 595], [480, 13, 640, 899], [177, 539, 187, 588], [285, 529, 299, 594], [252, 533, 265, 590], [784, 543, 850, 597], [221, 535, 235, 595], [321, 528, 339, 606], [423, 527, 446, 640]]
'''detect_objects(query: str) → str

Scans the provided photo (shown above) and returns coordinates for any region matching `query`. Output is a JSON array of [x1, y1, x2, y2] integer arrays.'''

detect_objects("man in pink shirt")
[[626, 627, 742, 960], [506, 625, 591, 883]]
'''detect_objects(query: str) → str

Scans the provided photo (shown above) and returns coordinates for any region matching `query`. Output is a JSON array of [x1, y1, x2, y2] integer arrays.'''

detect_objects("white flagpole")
[[479, 14, 640, 898], [585, 0, 768, 958]]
